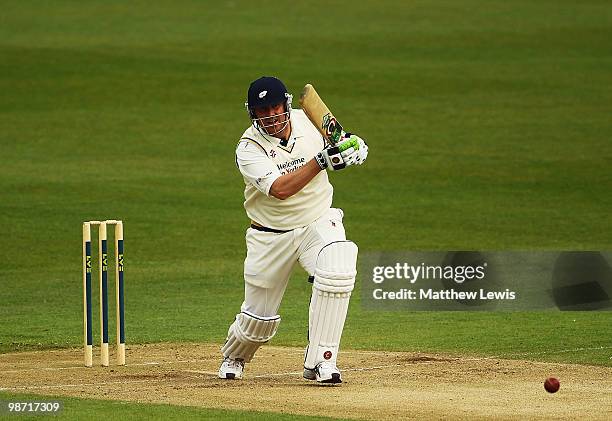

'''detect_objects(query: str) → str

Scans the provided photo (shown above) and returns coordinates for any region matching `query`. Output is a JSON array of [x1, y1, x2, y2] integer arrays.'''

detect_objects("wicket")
[[82, 220, 125, 367]]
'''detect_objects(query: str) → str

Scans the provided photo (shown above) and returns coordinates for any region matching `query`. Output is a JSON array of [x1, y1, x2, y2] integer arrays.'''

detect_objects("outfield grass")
[[1, 0, 611, 415]]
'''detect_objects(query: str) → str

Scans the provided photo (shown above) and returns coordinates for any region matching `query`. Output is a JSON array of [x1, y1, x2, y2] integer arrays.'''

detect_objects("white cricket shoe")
[[218, 357, 244, 379], [314, 361, 342, 384]]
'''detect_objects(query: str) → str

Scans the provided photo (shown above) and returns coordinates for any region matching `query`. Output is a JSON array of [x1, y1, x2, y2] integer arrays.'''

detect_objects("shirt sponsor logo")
[[277, 157, 306, 175]]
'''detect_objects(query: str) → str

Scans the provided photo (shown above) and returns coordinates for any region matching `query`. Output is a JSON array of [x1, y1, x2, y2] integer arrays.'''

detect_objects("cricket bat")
[[299, 84, 345, 145]]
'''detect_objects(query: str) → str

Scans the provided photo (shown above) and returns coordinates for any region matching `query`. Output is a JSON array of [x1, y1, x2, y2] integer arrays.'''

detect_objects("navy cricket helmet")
[[246, 76, 289, 110]]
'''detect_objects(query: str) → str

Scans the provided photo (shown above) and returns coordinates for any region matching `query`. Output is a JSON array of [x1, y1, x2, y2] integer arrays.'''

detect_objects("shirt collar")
[[274, 121, 303, 152]]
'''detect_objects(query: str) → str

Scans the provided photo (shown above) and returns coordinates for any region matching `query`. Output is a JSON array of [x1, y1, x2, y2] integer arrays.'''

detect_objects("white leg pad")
[[304, 241, 357, 369], [221, 311, 281, 363]]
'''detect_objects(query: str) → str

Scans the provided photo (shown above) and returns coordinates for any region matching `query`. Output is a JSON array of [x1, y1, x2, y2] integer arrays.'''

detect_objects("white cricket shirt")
[[236, 109, 333, 230]]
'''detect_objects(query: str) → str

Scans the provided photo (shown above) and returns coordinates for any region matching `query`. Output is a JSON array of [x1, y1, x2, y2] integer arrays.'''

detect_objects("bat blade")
[[299, 84, 344, 145]]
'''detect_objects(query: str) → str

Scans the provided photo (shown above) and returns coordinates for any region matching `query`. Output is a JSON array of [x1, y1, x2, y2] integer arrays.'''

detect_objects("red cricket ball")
[[544, 377, 560, 393]]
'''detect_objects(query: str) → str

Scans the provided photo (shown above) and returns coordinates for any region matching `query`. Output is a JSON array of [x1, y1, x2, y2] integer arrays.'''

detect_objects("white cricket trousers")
[[240, 207, 346, 317]]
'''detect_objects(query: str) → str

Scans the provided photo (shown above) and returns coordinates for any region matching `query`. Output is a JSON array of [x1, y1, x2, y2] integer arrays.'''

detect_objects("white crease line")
[[0, 360, 210, 374], [253, 365, 402, 379], [254, 371, 303, 378], [467, 346, 612, 361], [0, 361, 164, 374], [342, 346, 612, 359], [500, 346, 612, 357], [183, 370, 219, 376], [346, 365, 402, 372], [0, 367, 83, 374], [0, 379, 160, 392]]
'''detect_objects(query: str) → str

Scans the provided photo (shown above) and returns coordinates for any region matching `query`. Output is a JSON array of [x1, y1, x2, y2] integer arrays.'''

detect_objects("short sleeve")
[[236, 140, 282, 196]]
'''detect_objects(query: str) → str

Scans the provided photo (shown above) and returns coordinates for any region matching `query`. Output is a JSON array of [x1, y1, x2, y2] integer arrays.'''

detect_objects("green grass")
[[1, 0, 611, 417], [0, 392, 346, 420]]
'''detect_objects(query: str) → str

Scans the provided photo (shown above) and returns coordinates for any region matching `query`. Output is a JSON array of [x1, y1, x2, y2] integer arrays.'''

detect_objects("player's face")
[[253, 102, 290, 139]]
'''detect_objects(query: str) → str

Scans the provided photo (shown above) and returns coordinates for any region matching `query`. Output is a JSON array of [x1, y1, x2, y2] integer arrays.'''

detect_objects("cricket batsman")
[[218, 76, 368, 383]]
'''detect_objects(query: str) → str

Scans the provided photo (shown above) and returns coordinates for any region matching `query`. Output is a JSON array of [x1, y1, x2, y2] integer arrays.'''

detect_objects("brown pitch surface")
[[1, 343, 611, 420]]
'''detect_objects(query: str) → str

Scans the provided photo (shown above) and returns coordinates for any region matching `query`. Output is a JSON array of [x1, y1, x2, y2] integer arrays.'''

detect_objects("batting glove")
[[315, 133, 368, 171], [340, 133, 368, 166]]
